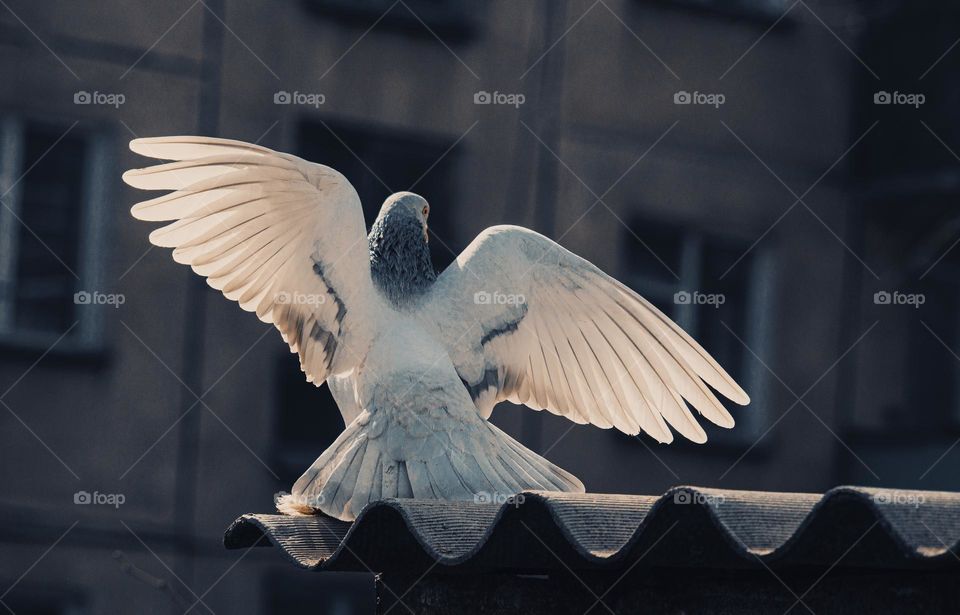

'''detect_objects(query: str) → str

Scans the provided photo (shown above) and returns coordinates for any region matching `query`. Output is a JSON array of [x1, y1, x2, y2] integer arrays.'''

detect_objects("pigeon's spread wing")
[[124, 136, 379, 385], [422, 225, 749, 444]]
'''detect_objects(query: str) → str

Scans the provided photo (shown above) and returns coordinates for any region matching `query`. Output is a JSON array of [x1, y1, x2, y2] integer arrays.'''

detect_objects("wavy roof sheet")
[[223, 486, 960, 572]]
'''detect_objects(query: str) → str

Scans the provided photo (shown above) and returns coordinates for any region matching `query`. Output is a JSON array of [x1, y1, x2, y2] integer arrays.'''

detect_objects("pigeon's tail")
[[277, 409, 584, 521]]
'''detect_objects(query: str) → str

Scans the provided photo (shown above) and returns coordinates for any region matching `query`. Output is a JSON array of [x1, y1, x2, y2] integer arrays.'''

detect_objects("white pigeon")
[[123, 136, 749, 521]]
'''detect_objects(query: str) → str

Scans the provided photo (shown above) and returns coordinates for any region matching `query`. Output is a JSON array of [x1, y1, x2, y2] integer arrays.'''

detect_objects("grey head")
[[368, 191, 437, 307]]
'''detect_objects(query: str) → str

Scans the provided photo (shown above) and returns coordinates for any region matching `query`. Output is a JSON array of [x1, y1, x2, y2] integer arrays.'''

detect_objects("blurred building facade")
[[0, 0, 958, 612]]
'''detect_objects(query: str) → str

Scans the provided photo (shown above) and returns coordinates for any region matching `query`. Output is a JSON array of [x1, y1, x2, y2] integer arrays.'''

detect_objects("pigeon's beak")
[[423, 223, 429, 243]]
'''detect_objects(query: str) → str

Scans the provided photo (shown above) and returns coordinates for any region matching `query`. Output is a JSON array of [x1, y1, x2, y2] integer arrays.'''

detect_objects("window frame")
[[624, 222, 775, 444], [649, 0, 790, 22], [0, 114, 112, 353]]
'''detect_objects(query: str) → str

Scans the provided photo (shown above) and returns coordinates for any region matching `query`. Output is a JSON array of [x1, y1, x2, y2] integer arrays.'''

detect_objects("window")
[[297, 119, 462, 272], [623, 219, 774, 441], [273, 353, 346, 483], [1, 586, 86, 615], [273, 119, 463, 476], [864, 200, 960, 431], [654, 0, 788, 20], [904, 270, 960, 427], [0, 117, 109, 350], [302, 0, 476, 39]]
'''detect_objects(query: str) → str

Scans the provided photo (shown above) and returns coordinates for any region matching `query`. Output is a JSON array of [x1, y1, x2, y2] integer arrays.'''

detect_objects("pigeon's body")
[[125, 136, 749, 521], [295, 200, 584, 518]]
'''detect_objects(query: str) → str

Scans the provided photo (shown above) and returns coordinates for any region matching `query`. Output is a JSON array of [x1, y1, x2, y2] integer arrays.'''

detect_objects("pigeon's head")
[[374, 192, 430, 243], [367, 191, 437, 304]]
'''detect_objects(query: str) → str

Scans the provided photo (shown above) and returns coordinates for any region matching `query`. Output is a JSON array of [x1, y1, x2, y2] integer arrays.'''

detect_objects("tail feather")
[[424, 455, 466, 499], [325, 437, 368, 515], [495, 423, 580, 490], [281, 409, 584, 521]]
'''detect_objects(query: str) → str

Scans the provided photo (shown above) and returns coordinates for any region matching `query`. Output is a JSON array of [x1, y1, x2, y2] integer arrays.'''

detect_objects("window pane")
[[1, 586, 84, 615], [624, 219, 683, 286], [303, 0, 474, 38], [696, 238, 749, 384], [274, 353, 345, 482], [12, 123, 86, 335], [666, 0, 786, 19], [696, 239, 754, 436], [905, 274, 959, 427]]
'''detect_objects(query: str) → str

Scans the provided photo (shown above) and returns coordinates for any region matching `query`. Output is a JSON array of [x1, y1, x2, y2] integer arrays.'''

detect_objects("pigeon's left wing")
[[421, 225, 749, 444], [123, 136, 380, 386]]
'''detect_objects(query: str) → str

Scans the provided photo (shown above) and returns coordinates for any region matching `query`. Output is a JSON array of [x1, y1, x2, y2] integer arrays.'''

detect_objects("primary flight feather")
[[124, 136, 749, 521]]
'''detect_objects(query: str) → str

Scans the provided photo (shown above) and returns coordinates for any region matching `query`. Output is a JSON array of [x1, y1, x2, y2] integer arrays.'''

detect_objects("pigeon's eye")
[[422, 206, 429, 218]]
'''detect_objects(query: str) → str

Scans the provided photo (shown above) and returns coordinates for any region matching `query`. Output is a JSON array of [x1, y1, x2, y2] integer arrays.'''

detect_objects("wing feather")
[[422, 225, 749, 444], [124, 136, 379, 386]]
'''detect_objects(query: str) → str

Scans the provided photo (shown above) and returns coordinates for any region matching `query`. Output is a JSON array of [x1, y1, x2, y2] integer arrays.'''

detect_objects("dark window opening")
[[1, 586, 85, 615], [298, 119, 462, 272], [860, 172, 960, 431], [697, 238, 751, 388], [11, 125, 87, 335], [852, 3, 960, 182], [895, 230, 960, 430], [645, 0, 789, 22], [273, 353, 345, 483], [301, 0, 477, 39], [0, 119, 95, 344]]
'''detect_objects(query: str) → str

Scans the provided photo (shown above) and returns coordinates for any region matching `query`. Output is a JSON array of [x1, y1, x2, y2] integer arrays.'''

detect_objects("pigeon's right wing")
[[123, 136, 381, 386], [421, 225, 749, 444]]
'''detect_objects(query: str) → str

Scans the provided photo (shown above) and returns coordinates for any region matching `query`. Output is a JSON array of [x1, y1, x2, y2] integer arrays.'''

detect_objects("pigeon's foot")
[[282, 404, 584, 521]]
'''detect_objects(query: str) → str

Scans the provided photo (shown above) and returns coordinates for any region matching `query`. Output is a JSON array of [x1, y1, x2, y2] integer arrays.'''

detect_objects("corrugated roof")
[[223, 486, 960, 573]]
